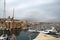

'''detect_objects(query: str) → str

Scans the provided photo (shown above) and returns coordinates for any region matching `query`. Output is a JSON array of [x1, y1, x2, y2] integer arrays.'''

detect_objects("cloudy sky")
[[0, 0, 60, 22]]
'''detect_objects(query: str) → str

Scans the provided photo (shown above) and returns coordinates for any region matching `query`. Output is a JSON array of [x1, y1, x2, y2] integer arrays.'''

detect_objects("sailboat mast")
[[4, 0, 6, 18], [12, 8, 14, 29], [13, 8, 14, 19]]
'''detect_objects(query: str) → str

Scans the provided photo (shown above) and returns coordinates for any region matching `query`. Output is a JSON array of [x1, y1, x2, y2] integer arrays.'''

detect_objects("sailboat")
[[0, 0, 8, 40]]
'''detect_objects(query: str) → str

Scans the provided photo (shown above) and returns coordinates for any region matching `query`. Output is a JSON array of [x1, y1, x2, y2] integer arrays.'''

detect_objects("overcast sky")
[[0, 0, 60, 22]]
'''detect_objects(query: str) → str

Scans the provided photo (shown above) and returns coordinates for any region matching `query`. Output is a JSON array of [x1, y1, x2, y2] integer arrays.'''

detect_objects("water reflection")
[[0, 29, 21, 36], [0, 29, 39, 40]]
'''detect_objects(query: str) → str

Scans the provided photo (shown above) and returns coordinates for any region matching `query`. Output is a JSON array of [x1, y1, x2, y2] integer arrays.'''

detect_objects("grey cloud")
[[0, 0, 60, 22], [17, 1, 60, 22]]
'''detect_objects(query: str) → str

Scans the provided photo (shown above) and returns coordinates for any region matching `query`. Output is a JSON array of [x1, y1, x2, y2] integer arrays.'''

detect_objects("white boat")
[[28, 27, 58, 34], [45, 27, 57, 33], [38, 31, 49, 33], [0, 37, 7, 40], [0, 34, 7, 40], [28, 29, 49, 33], [28, 29, 36, 32]]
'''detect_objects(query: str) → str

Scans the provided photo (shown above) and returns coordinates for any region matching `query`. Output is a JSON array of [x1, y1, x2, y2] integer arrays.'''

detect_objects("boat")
[[28, 27, 58, 34], [0, 34, 7, 40], [28, 29, 37, 32], [28, 27, 38, 32]]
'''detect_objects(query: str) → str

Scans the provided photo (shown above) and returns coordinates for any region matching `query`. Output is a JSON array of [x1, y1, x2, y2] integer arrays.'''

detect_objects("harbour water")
[[0, 29, 39, 40]]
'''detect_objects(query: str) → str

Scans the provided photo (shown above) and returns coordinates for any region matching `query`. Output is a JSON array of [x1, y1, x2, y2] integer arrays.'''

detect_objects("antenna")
[[3, 0, 6, 18]]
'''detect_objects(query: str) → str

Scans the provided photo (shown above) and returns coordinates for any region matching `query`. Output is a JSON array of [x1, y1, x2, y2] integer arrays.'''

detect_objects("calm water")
[[0, 29, 39, 40], [16, 31, 39, 40]]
